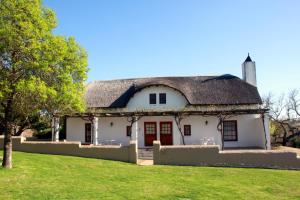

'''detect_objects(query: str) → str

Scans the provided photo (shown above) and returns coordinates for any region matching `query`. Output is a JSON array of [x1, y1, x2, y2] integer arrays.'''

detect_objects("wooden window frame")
[[223, 120, 238, 141], [149, 93, 156, 104], [126, 126, 131, 137], [159, 93, 166, 104], [159, 121, 173, 135], [183, 125, 191, 136], [144, 122, 157, 134]]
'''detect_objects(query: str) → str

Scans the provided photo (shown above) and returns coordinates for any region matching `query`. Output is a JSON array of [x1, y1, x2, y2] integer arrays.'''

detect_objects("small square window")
[[149, 93, 156, 104], [159, 93, 166, 104], [126, 126, 131, 137], [184, 125, 191, 136]]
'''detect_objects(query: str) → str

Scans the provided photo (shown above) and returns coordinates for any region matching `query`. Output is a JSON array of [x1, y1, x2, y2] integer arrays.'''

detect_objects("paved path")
[[273, 146, 300, 156], [137, 159, 153, 166]]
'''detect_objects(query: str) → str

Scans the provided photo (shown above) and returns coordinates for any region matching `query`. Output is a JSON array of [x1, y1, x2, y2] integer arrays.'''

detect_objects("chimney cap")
[[244, 53, 253, 62]]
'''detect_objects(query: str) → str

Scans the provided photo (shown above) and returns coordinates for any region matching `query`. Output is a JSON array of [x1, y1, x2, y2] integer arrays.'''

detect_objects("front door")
[[144, 122, 157, 146], [160, 122, 173, 145], [85, 123, 92, 143]]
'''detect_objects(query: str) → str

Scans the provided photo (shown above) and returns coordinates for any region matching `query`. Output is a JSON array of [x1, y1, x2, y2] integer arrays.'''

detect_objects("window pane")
[[145, 123, 156, 134], [126, 126, 131, 137], [159, 93, 166, 104], [184, 125, 191, 136], [160, 123, 171, 134], [149, 93, 156, 104], [223, 121, 237, 141]]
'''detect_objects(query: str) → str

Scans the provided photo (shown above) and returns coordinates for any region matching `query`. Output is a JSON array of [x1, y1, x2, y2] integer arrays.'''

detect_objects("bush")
[[33, 117, 66, 140], [290, 136, 300, 148], [34, 128, 52, 139]]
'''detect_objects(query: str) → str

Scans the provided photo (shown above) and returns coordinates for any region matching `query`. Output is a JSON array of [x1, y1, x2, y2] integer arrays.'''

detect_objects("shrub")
[[290, 136, 300, 148], [34, 128, 52, 139]]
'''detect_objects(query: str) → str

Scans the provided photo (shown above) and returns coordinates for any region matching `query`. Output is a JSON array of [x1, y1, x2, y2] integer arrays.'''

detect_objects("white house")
[[53, 55, 270, 150]]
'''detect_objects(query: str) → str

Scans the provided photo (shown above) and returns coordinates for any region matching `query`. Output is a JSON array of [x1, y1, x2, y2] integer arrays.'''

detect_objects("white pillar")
[[52, 117, 59, 142], [93, 117, 99, 145], [132, 117, 139, 149], [51, 118, 54, 141], [264, 112, 271, 150]]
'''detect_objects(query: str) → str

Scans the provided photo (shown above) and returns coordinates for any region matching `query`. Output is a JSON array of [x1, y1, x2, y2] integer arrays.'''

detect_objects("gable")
[[127, 86, 188, 111]]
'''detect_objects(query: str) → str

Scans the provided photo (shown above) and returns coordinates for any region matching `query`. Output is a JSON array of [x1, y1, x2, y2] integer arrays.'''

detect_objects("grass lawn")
[[0, 151, 300, 200]]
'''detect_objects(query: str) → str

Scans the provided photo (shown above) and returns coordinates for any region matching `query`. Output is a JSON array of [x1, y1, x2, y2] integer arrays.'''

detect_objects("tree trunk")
[[280, 123, 288, 146], [221, 131, 224, 150], [217, 117, 224, 150], [2, 98, 14, 169], [180, 132, 185, 145], [2, 126, 13, 168], [174, 115, 185, 145]]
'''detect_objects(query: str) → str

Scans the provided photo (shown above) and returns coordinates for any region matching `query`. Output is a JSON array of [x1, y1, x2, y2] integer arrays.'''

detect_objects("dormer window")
[[159, 93, 166, 104], [149, 93, 156, 104]]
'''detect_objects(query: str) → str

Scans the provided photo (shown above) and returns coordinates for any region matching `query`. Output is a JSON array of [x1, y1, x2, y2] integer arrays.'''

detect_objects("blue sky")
[[43, 0, 300, 95]]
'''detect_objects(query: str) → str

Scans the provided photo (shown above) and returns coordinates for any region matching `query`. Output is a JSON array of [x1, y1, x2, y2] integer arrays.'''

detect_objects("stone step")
[[139, 156, 153, 159], [139, 153, 153, 156], [138, 159, 153, 166], [138, 152, 153, 155], [139, 154, 153, 157], [138, 153, 153, 156], [138, 153, 153, 157], [138, 149, 153, 160]]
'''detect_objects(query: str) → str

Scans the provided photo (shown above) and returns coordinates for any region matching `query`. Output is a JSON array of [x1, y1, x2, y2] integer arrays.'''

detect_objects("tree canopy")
[[0, 0, 88, 168], [263, 89, 300, 146]]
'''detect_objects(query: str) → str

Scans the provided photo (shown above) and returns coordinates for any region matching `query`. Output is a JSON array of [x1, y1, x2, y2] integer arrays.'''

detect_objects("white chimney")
[[242, 53, 257, 87]]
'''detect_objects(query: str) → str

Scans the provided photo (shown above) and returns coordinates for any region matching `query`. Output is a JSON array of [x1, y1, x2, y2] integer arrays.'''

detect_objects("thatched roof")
[[85, 74, 262, 108]]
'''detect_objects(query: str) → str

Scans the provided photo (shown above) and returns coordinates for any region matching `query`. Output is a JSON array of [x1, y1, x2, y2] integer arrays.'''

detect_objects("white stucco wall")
[[127, 86, 188, 111], [66, 117, 131, 146], [223, 114, 265, 148], [137, 114, 265, 148], [66, 114, 266, 149], [97, 117, 131, 145], [66, 117, 86, 142], [181, 116, 221, 146]]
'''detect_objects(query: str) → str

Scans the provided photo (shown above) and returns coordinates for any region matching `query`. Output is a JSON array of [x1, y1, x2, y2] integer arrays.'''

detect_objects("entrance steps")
[[138, 148, 153, 160]]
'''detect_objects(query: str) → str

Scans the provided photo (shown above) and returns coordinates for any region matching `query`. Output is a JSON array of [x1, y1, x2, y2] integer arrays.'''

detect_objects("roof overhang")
[[55, 104, 268, 118]]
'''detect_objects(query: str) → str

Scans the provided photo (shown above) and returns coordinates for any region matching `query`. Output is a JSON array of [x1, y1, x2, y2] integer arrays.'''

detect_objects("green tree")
[[0, 0, 88, 168]]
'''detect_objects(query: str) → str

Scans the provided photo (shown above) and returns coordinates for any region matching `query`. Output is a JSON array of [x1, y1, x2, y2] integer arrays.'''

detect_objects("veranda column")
[[264, 112, 271, 150], [93, 117, 99, 145], [52, 117, 60, 142], [132, 117, 139, 149]]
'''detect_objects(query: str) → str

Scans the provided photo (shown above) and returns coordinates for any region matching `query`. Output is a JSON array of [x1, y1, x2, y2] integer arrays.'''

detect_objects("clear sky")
[[43, 0, 300, 96]]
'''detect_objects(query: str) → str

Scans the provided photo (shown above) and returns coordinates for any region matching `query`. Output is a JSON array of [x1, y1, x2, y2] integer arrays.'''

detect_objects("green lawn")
[[0, 151, 300, 200]]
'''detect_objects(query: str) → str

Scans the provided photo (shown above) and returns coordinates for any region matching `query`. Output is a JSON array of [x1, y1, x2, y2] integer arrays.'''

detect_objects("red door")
[[160, 122, 173, 145], [144, 122, 157, 146]]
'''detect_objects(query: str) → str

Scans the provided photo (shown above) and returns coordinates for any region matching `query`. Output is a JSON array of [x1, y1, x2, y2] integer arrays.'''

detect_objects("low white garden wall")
[[153, 141, 300, 169], [0, 136, 137, 163]]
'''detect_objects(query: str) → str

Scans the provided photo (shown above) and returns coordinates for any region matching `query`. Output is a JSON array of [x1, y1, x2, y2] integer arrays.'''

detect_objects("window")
[[145, 122, 157, 135], [126, 126, 131, 137], [159, 93, 166, 104], [160, 122, 172, 135], [184, 125, 191, 136], [149, 93, 156, 104], [223, 121, 238, 141], [85, 123, 92, 143]]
